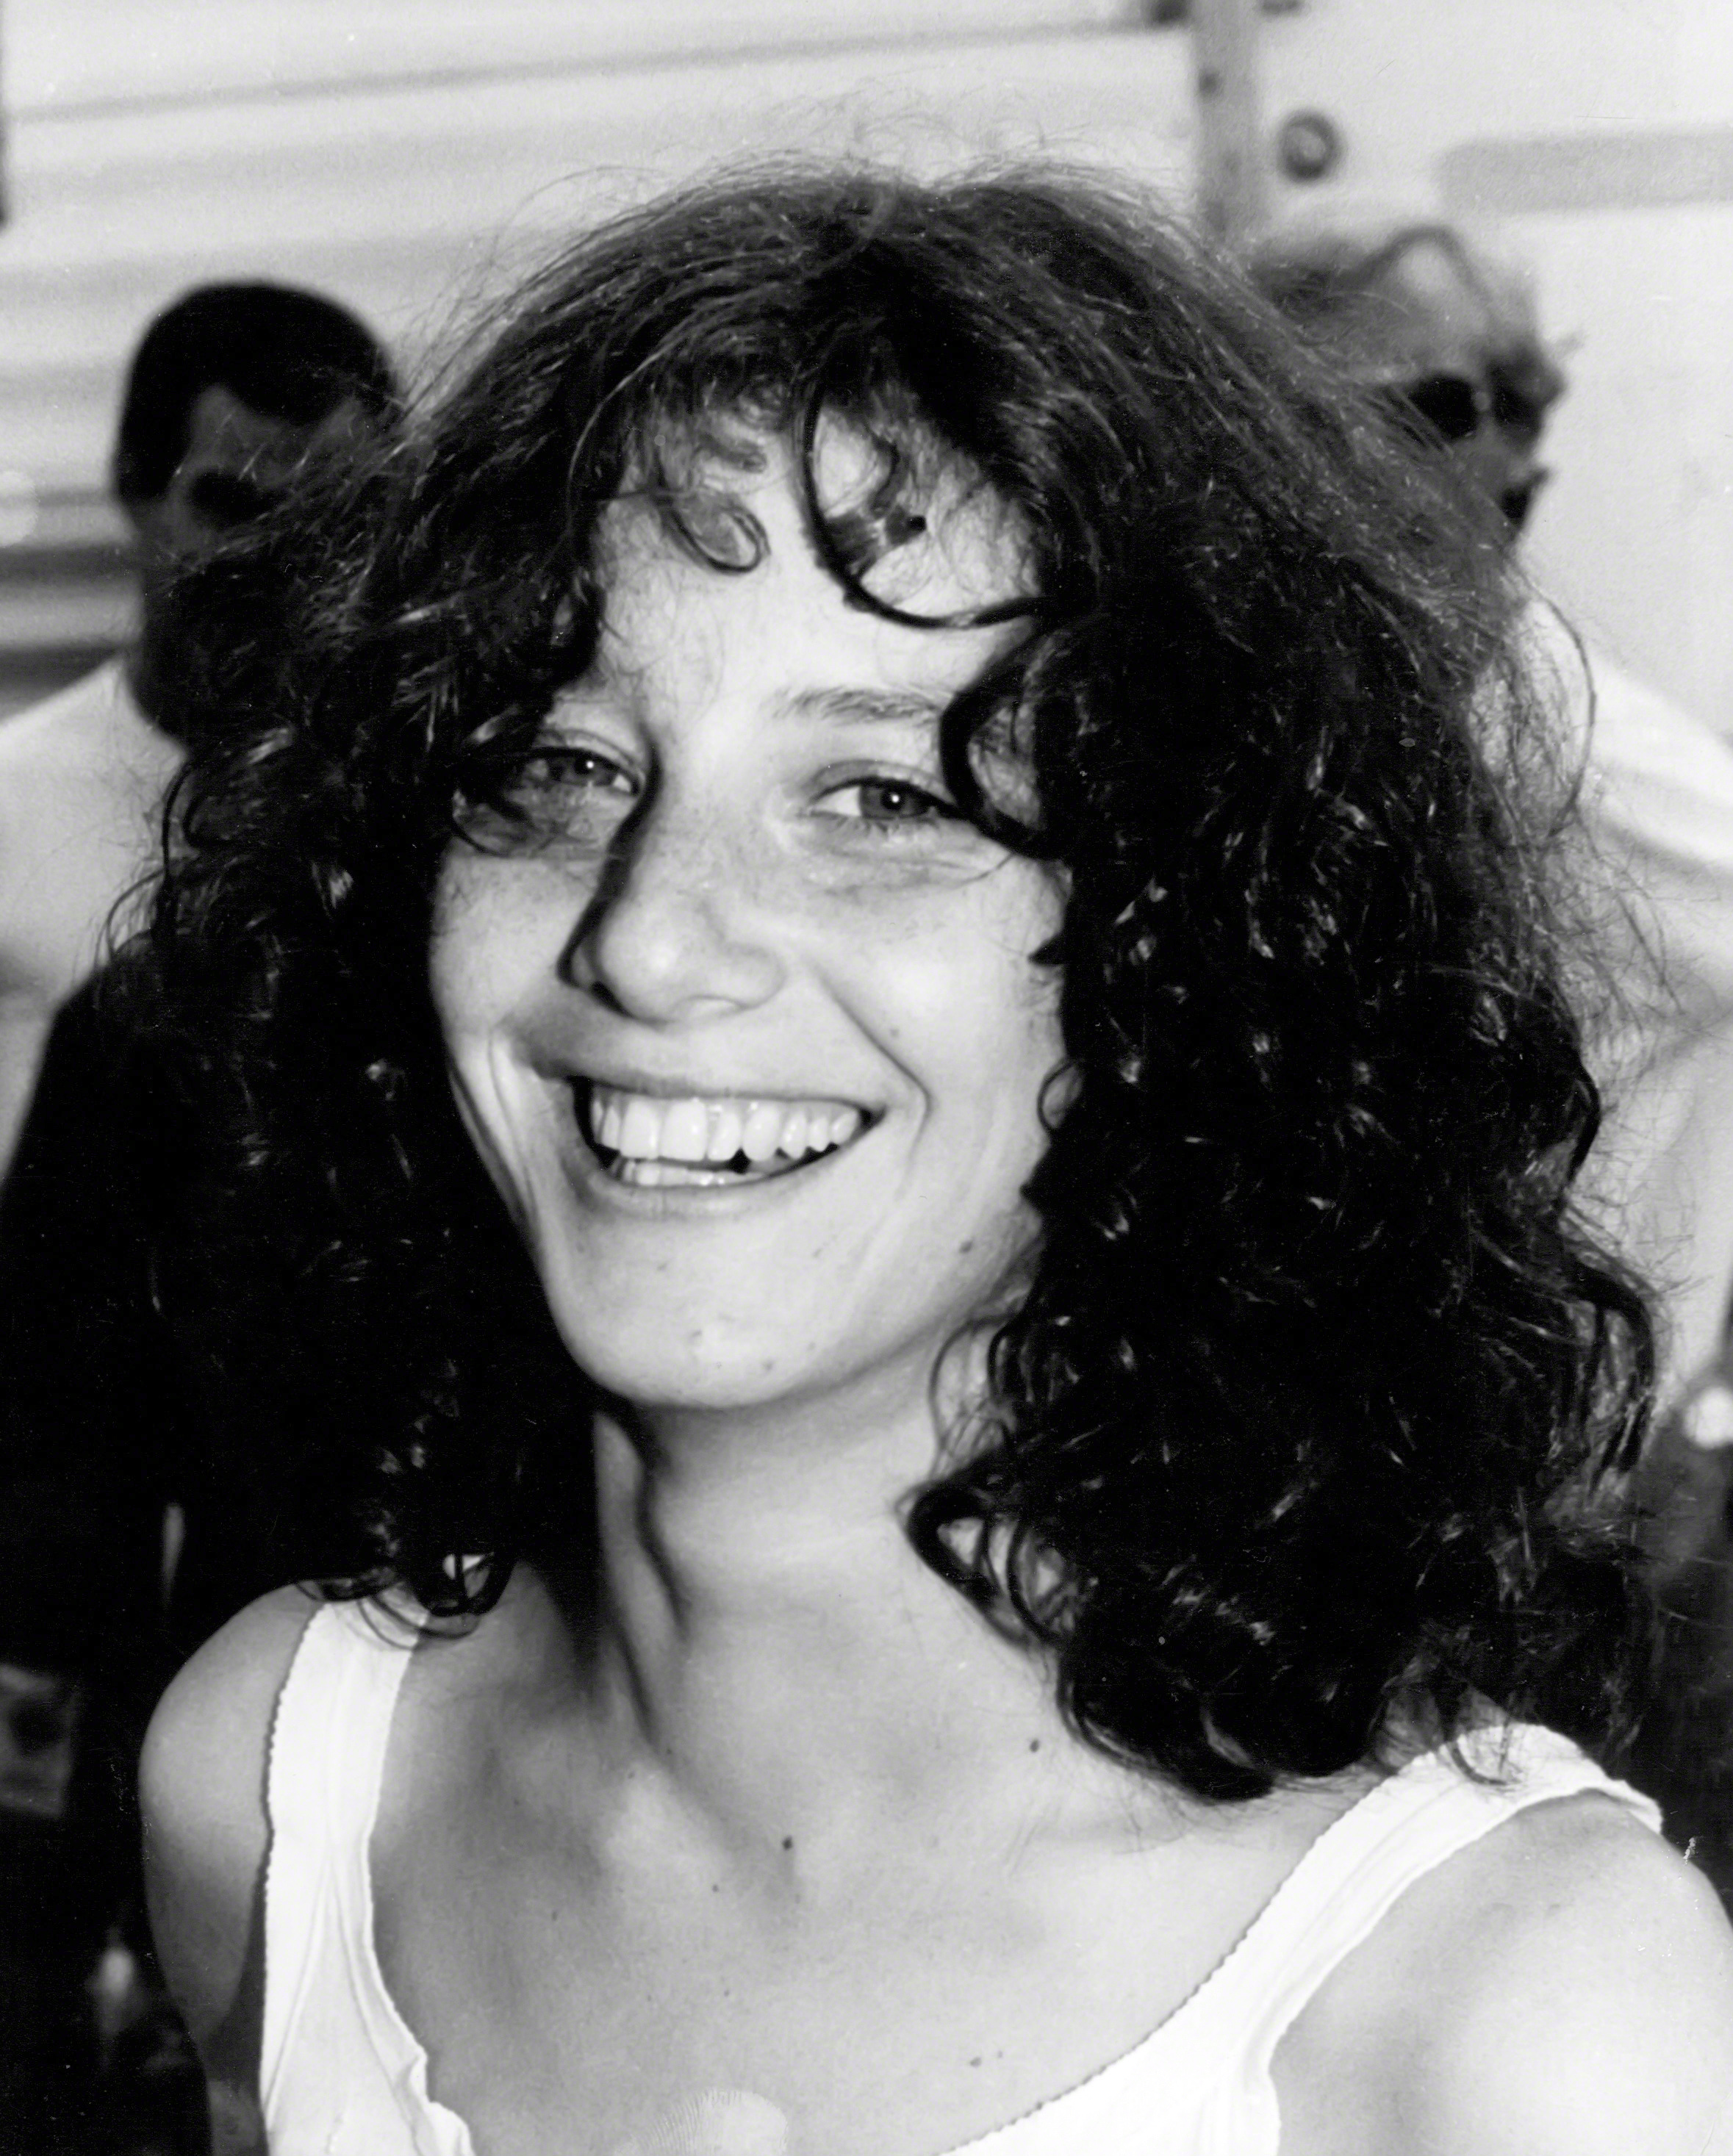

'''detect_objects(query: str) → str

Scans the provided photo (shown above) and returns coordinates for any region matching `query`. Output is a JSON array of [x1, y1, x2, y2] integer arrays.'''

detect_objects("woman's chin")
[[547, 1298, 941, 1432]]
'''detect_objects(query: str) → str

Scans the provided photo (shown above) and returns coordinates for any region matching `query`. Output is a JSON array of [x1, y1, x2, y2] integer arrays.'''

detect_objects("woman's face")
[[428, 428, 1066, 1427]]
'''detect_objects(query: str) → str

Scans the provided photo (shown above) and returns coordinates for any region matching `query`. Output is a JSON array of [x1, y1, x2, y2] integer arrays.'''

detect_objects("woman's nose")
[[568, 799, 787, 1024]]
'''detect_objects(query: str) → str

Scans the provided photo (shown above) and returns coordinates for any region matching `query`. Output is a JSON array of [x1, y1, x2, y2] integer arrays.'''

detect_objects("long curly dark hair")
[[140, 164, 1654, 1800]]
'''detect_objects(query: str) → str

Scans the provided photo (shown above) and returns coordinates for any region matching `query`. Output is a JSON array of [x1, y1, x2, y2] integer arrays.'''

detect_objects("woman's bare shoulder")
[[140, 1584, 323, 2055], [1280, 1787, 1733, 2155]]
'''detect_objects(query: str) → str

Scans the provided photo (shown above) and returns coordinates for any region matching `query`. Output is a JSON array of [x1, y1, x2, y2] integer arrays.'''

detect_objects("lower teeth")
[[614, 1160, 750, 1188], [602, 1146, 836, 1187]]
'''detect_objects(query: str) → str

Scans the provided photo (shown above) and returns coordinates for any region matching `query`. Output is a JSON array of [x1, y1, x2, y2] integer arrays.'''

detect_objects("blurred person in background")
[[0, 281, 397, 2155], [0, 284, 399, 1655], [1251, 218, 1733, 1419], [0, 279, 399, 1183], [1252, 216, 1733, 1909]]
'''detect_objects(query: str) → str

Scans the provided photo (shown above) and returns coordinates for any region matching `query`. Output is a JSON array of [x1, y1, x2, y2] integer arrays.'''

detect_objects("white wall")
[[0, 0, 1191, 700], [0, 0, 1189, 505], [2, 0, 1732, 729]]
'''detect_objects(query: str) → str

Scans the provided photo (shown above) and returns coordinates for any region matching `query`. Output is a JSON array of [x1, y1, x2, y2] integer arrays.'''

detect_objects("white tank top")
[[259, 1598, 1661, 2156]]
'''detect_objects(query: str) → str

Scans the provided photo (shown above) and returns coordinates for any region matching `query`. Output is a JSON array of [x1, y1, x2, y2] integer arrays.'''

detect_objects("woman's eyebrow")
[[773, 686, 951, 729]]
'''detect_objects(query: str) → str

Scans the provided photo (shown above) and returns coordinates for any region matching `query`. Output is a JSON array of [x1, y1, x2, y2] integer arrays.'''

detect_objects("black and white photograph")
[[3, 5, 1733, 2152]]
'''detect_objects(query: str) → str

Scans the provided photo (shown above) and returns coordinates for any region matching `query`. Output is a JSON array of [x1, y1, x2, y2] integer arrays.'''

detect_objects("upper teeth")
[[585, 1085, 864, 1165]]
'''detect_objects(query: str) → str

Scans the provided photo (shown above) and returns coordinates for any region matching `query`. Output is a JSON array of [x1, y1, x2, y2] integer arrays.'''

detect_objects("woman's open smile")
[[575, 1079, 871, 1189]]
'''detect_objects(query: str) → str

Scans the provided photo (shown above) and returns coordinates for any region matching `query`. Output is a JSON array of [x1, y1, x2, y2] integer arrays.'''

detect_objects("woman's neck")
[[563, 1392, 1086, 1863]]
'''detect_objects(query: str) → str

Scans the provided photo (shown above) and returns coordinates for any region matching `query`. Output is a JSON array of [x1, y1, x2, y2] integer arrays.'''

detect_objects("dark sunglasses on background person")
[[1381, 370, 1553, 445]]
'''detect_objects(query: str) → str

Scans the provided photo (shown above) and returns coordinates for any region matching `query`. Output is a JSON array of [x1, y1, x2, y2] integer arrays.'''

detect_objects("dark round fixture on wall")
[[1277, 109, 1342, 182]]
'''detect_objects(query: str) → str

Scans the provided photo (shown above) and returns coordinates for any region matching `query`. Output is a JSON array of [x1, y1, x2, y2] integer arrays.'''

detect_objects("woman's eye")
[[824, 777, 956, 829], [515, 746, 634, 798], [470, 744, 640, 847]]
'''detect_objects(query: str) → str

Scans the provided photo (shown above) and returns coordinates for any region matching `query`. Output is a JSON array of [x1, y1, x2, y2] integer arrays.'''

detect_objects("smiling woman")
[[134, 168, 1733, 2156], [431, 435, 1060, 1420]]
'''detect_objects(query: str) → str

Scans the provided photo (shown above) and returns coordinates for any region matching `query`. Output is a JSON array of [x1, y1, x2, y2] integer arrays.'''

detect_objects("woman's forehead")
[[598, 415, 1033, 617]]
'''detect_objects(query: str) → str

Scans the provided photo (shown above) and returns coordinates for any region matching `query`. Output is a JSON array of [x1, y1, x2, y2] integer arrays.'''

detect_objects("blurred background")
[[1, 0, 1731, 732]]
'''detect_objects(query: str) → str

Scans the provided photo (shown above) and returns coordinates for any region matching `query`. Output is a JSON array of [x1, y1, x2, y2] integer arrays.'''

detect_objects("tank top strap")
[[1219, 1723, 1661, 2080], [259, 1595, 423, 2113]]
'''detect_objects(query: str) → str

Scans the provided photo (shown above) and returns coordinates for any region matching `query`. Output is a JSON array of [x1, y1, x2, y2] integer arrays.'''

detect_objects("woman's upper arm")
[[1282, 1795, 1733, 2156], [1425, 1816, 1733, 2155], [140, 1585, 316, 2087]]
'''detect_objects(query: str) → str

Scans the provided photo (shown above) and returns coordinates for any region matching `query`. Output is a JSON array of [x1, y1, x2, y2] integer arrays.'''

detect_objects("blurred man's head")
[[1250, 220, 1567, 537], [112, 282, 399, 655]]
